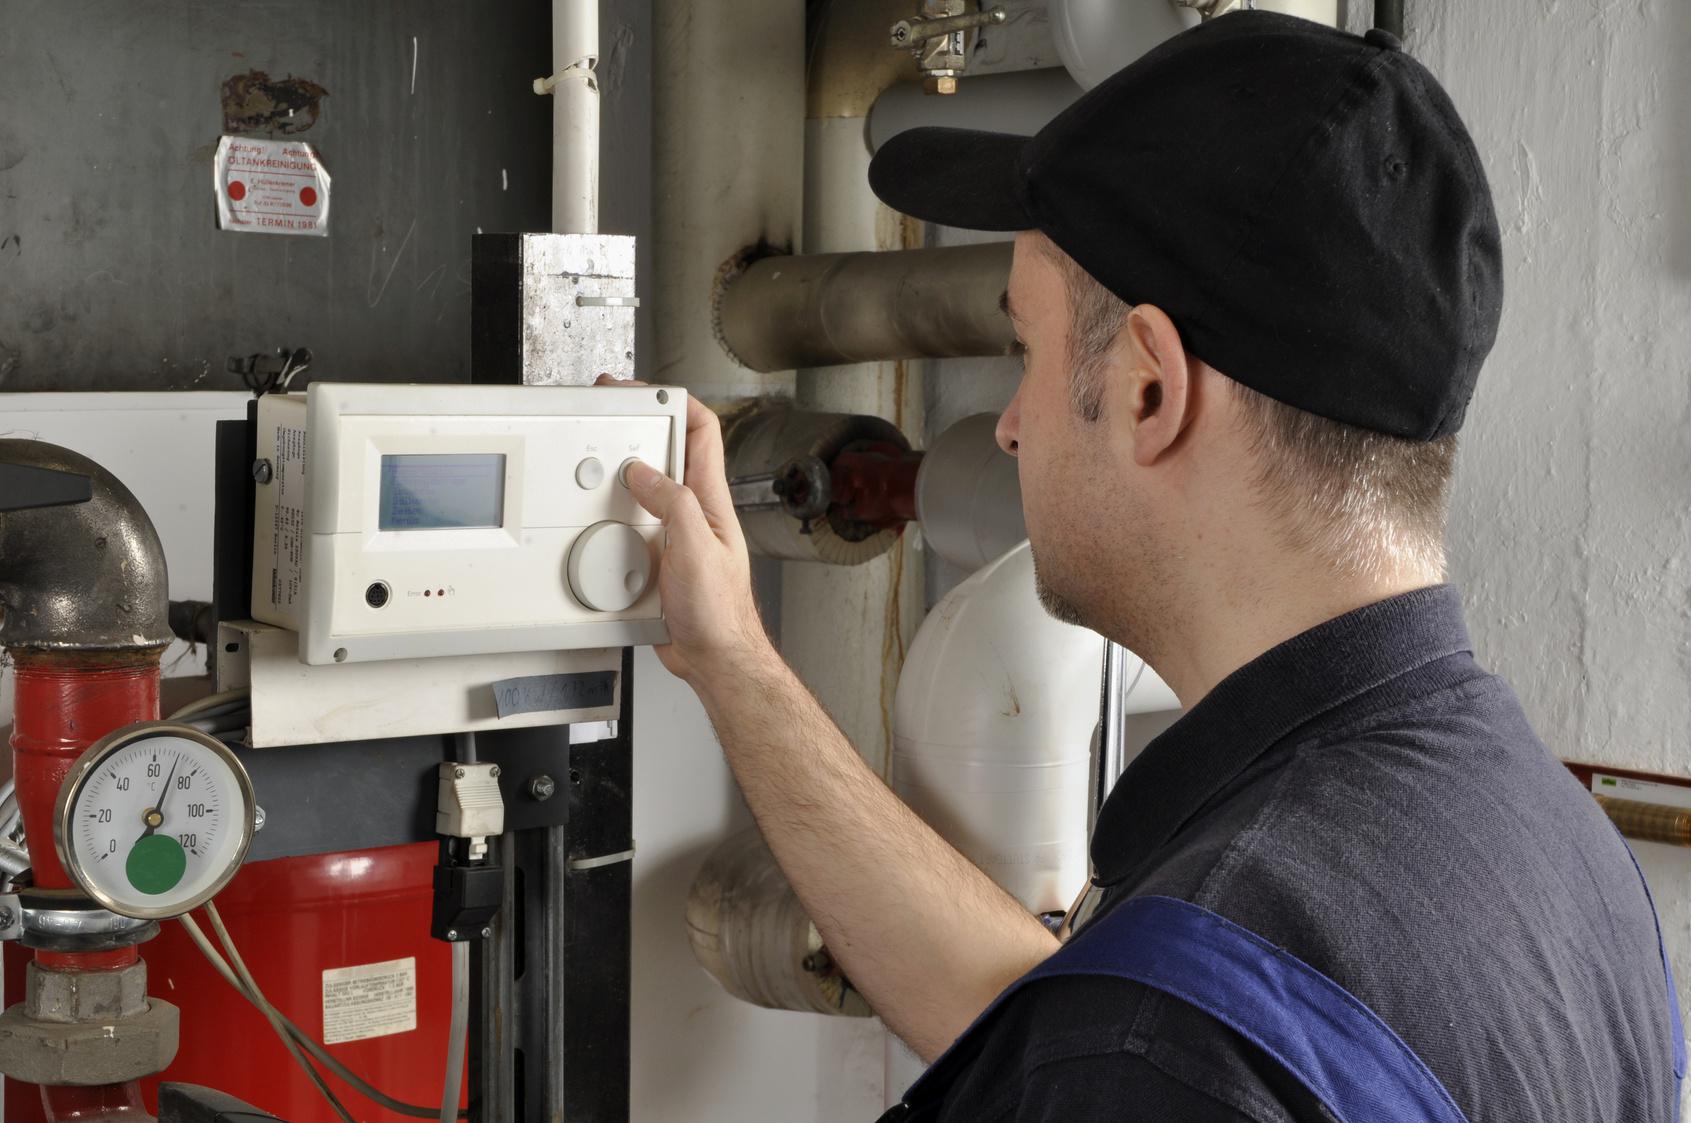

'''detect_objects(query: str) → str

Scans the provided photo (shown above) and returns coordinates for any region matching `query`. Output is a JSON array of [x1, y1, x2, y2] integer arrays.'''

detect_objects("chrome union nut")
[[0, 997, 179, 1085], [26, 961, 149, 1023]]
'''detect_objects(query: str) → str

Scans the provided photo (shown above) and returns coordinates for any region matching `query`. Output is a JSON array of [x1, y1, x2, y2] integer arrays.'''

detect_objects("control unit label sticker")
[[269, 425, 306, 612], [214, 136, 330, 237], [322, 957, 417, 1045]]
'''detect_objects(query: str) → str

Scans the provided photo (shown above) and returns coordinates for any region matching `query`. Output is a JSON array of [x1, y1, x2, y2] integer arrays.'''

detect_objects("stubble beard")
[[1030, 547, 1092, 629]]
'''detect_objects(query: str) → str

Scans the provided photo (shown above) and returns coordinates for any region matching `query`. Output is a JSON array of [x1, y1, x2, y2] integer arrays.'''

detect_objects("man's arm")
[[621, 390, 1058, 1062]]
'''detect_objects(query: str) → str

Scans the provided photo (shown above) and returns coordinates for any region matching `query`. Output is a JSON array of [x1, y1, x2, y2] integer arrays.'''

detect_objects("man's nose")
[[995, 397, 1021, 457]]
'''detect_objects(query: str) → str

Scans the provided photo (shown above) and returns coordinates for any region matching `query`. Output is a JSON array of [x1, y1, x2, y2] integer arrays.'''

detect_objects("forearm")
[[692, 642, 1059, 1062]]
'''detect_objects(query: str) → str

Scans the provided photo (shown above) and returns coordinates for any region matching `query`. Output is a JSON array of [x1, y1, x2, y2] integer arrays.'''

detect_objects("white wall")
[[1400, 0, 1691, 1073]]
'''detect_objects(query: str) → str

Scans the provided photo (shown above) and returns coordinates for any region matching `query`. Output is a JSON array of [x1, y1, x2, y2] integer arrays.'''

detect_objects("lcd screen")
[[379, 454, 506, 530]]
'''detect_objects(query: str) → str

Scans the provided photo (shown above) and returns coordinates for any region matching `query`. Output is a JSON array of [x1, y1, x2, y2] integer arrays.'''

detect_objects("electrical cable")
[[440, 940, 470, 1123], [454, 731, 478, 764], [190, 902, 468, 1120], [180, 912, 355, 1123], [167, 688, 251, 722]]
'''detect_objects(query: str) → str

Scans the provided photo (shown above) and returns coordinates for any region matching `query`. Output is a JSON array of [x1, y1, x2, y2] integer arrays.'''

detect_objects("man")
[[618, 12, 1682, 1121]]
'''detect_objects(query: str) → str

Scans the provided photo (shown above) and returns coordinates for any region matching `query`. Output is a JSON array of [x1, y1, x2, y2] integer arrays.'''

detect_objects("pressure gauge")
[[54, 722, 257, 920]]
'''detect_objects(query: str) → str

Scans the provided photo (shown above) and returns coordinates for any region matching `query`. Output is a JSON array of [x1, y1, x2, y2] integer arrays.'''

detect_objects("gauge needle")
[[137, 757, 179, 842]]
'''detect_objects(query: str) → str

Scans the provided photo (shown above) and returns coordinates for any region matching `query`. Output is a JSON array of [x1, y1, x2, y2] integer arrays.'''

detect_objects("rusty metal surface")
[[0, 0, 552, 391], [0, 440, 172, 651]]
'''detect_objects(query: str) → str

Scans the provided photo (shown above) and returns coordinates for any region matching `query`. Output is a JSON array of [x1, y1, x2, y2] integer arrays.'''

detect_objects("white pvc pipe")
[[549, 0, 599, 234]]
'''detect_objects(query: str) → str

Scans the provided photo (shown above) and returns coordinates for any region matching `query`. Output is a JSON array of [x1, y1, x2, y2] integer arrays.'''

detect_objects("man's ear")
[[1112, 303, 1194, 467]]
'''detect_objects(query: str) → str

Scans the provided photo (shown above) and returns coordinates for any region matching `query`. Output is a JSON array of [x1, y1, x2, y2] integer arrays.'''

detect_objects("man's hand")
[[595, 375, 770, 686]]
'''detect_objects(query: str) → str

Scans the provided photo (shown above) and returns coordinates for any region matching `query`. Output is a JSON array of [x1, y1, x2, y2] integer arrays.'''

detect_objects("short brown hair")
[[1047, 241, 1456, 579]]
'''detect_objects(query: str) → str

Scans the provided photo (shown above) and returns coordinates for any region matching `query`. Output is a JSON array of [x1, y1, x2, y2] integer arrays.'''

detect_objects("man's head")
[[998, 231, 1458, 657], [868, 12, 1501, 673]]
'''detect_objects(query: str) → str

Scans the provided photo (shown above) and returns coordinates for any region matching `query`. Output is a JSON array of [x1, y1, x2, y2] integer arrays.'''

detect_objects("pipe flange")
[[0, 996, 179, 1085], [15, 891, 160, 952]]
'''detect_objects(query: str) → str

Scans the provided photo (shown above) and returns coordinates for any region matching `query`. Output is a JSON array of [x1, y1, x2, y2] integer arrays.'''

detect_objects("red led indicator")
[[424, 589, 431, 597]]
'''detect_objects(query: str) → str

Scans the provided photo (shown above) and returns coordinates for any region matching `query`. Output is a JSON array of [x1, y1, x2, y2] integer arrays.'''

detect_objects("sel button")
[[576, 457, 606, 489], [567, 521, 654, 612]]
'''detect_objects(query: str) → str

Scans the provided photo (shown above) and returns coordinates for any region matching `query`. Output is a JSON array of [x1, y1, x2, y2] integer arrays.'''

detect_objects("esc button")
[[576, 457, 606, 489]]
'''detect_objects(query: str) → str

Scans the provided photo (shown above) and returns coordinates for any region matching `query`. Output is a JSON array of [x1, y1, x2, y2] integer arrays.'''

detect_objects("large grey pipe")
[[0, 440, 172, 652], [716, 242, 1015, 372]]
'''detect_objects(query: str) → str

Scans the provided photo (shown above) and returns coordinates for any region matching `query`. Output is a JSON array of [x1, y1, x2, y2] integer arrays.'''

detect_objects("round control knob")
[[567, 521, 654, 612]]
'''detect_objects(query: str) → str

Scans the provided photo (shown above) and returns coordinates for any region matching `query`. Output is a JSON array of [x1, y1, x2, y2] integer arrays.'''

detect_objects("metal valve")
[[889, 3, 1008, 94]]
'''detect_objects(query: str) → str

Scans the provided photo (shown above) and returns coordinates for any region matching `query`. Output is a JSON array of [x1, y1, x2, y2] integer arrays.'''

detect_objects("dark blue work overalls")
[[881, 855, 1685, 1122]]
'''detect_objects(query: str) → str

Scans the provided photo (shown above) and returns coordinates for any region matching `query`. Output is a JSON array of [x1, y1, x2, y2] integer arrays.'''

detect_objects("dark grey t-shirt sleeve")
[[1008, 1052, 1274, 1122]]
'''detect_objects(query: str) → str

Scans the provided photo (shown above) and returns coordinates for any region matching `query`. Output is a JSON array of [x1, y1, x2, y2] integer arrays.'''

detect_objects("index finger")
[[680, 396, 738, 534]]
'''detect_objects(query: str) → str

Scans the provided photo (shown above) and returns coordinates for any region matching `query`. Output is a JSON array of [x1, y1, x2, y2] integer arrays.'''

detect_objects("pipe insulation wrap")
[[717, 243, 1016, 373], [891, 542, 1172, 914], [684, 827, 871, 1016]]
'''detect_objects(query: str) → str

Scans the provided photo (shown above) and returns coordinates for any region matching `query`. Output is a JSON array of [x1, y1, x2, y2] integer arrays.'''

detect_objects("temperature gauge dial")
[[54, 722, 257, 920]]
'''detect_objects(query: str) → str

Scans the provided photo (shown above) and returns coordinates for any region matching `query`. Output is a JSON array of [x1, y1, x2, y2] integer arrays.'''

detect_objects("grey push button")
[[618, 457, 645, 488], [576, 457, 606, 489]]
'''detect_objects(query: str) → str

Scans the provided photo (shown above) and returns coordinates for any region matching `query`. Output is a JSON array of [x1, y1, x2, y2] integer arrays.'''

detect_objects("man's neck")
[[1145, 566, 1444, 710]]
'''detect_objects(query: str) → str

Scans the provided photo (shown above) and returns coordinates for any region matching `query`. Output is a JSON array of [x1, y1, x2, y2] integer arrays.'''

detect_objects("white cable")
[[440, 940, 470, 1123], [180, 912, 355, 1123], [194, 903, 459, 1120], [167, 688, 251, 722]]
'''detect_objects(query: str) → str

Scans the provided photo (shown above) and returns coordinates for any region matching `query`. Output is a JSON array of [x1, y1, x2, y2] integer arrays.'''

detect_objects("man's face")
[[995, 233, 1172, 654]]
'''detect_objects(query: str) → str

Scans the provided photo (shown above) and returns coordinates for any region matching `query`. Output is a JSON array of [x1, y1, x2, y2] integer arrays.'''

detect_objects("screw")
[[454, 766, 468, 779], [529, 775, 557, 802], [251, 458, 273, 484], [489, 765, 501, 779], [0, 907, 15, 930], [892, 22, 910, 42], [480, 927, 492, 938], [254, 806, 267, 831], [446, 929, 459, 940]]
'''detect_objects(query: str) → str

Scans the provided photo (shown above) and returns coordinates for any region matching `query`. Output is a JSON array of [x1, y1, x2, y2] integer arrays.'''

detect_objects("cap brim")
[[868, 127, 1032, 232]]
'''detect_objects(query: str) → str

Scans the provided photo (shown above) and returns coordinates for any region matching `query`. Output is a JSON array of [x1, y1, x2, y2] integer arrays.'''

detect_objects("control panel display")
[[251, 383, 687, 665], [378, 454, 506, 531]]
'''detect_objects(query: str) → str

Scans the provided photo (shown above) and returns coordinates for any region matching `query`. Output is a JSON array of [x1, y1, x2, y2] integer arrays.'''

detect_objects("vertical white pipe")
[[551, 0, 599, 234]]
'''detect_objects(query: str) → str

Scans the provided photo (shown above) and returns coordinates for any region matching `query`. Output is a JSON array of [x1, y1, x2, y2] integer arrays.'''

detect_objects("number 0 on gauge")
[[54, 723, 257, 920]]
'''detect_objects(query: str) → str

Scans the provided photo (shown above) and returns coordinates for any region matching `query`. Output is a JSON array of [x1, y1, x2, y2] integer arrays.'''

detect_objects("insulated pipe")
[[652, 0, 803, 401], [546, 0, 599, 234], [717, 243, 1016, 372]]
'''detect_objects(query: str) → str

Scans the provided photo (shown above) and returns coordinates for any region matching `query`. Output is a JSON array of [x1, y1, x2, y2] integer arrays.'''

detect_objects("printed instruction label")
[[322, 957, 417, 1045], [1590, 773, 1691, 810], [215, 136, 331, 236], [268, 425, 306, 613]]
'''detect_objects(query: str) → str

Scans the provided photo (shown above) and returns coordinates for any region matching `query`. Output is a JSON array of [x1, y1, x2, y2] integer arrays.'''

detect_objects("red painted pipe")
[[8, 649, 161, 1119], [9, 652, 160, 891]]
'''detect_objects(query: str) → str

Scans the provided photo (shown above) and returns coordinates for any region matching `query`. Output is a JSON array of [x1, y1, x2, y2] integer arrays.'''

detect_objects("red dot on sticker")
[[299, 186, 318, 207], [227, 180, 246, 201]]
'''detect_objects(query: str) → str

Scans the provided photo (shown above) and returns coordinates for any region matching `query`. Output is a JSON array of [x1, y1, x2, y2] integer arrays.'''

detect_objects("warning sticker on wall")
[[322, 957, 417, 1045], [214, 136, 330, 237]]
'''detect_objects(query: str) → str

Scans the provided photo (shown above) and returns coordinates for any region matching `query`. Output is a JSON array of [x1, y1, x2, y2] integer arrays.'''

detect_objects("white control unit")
[[251, 383, 686, 665]]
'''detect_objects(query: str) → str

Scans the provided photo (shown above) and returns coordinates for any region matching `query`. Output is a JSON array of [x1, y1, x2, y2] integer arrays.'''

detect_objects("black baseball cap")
[[868, 12, 1502, 441]]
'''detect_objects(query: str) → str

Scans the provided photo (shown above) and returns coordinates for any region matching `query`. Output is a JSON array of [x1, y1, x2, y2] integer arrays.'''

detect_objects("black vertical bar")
[[470, 834, 519, 1123], [1374, 0, 1405, 38], [210, 409, 257, 628], [556, 647, 635, 1121]]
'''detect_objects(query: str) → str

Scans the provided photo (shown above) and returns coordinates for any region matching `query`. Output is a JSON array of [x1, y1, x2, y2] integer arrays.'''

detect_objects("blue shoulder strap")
[[1036, 895, 1472, 1123], [895, 894, 1470, 1123], [896, 888, 1685, 1123]]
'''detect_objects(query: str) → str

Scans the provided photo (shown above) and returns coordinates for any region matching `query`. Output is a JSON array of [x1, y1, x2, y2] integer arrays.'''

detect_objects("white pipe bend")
[[891, 541, 1175, 915]]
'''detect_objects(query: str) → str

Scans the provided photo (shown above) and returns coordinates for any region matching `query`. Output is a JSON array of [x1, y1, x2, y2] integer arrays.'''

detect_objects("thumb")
[[628, 460, 708, 536]]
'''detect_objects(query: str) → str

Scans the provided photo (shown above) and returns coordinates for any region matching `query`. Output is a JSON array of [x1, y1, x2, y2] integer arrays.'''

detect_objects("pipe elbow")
[[0, 440, 172, 653]]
